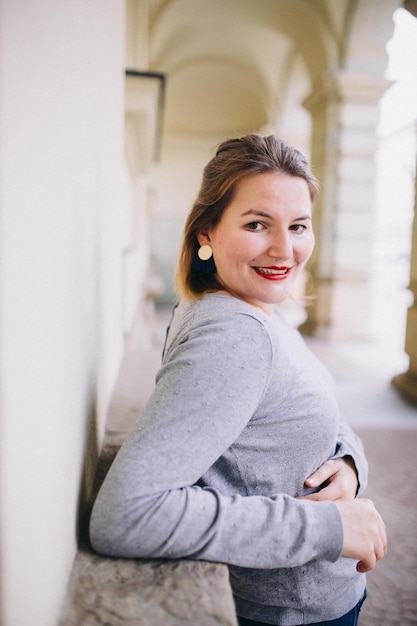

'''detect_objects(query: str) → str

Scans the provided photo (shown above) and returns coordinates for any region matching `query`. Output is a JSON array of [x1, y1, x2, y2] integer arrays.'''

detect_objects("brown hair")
[[175, 133, 319, 300]]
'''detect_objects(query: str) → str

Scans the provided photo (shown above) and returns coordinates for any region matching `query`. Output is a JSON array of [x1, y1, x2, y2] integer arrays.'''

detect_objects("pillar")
[[300, 70, 390, 340], [392, 154, 417, 404], [123, 0, 166, 348]]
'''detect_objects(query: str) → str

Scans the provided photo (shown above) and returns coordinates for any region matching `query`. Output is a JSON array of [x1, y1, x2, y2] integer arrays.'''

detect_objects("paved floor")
[[152, 307, 417, 625], [354, 428, 417, 626]]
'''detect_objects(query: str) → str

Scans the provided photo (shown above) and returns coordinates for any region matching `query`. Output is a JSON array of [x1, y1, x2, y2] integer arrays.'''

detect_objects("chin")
[[267, 290, 291, 305]]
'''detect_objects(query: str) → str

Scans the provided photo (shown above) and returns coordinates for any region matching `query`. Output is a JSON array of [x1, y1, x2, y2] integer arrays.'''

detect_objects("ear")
[[196, 231, 211, 247]]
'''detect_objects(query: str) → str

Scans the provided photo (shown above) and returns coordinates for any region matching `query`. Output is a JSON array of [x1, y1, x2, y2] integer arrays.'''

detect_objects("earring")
[[192, 245, 216, 274], [198, 244, 213, 261]]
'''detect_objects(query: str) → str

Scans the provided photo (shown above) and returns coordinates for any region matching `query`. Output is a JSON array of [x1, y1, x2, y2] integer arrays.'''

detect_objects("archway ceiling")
[[148, 0, 349, 135], [155, 25, 293, 135]]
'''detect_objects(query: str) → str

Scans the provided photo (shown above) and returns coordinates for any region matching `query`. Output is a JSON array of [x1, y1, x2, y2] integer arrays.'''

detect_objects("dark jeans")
[[237, 590, 367, 626]]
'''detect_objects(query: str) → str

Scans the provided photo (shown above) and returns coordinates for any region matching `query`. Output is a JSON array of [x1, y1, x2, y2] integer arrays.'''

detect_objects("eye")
[[246, 221, 265, 231], [289, 224, 307, 233]]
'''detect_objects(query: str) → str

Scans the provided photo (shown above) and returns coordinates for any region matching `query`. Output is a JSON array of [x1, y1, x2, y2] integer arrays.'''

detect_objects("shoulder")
[[176, 293, 273, 339], [164, 294, 274, 364]]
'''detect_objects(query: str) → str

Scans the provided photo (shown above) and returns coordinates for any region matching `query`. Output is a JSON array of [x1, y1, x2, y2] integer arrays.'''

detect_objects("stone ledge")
[[59, 549, 237, 626], [59, 437, 238, 625]]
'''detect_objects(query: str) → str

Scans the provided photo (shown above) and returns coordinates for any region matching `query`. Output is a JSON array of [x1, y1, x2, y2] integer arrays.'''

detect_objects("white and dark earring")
[[192, 244, 216, 274]]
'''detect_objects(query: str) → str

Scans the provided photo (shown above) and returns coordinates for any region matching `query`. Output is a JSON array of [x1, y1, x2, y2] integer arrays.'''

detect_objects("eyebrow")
[[241, 209, 312, 221]]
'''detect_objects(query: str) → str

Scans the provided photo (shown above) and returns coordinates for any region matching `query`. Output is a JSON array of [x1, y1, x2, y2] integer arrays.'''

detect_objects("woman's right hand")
[[336, 498, 387, 573]]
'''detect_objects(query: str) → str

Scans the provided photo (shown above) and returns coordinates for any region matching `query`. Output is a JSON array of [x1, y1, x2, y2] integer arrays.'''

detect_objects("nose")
[[267, 230, 292, 261]]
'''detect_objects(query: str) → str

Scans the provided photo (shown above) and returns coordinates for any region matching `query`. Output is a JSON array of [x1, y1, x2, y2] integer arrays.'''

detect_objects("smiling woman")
[[196, 173, 315, 313], [90, 134, 387, 626], [176, 134, 319, 302]]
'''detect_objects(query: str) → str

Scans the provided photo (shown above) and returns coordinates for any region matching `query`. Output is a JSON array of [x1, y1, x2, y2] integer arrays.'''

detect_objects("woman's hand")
[[301, 459, 387, 572], [301, 457, 358, 502], [336, 498, 388, 572]]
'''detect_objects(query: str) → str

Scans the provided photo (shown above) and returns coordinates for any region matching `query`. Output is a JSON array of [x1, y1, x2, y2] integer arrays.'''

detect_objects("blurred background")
[[0, 1, 416, 624]]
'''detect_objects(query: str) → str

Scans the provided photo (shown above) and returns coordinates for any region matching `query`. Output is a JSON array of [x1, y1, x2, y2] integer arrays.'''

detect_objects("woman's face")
[[197, 172, 315, 314]]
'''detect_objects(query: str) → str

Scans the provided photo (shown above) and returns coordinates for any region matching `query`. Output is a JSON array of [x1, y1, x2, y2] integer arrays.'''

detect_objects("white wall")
[[0, 1, 127, 625]]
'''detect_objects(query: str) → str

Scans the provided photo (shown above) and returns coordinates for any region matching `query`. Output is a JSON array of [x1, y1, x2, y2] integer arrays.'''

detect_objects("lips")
[[253, 266, 291, 280]]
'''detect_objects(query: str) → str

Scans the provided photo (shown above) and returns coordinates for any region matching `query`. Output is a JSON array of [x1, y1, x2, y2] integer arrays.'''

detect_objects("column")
[[123, 0, 166, 347], [392, 158, 417, 404], [300, 70, 390, 340]]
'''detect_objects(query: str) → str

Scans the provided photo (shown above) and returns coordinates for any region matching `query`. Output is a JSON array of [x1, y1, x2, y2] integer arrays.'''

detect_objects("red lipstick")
[[253, 266, 291, 280]]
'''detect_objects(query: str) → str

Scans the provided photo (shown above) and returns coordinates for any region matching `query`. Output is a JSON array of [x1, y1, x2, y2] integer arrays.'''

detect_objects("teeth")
[[256, 267, 287, 275]]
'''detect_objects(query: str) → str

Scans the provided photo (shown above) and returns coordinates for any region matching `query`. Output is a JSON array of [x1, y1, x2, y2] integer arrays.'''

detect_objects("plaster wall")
[[0, 1, 127, 624]]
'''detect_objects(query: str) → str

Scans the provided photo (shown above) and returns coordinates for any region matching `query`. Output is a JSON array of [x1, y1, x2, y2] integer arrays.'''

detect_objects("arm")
[[90, 312, 343, 569], [302, 420, 368, 502], [300, 427, 387, 571], [332, 418, 368, 494]]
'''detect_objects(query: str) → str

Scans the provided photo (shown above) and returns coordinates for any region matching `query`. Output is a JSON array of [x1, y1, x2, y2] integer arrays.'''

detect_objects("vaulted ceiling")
[[144, 0, 400, 136]]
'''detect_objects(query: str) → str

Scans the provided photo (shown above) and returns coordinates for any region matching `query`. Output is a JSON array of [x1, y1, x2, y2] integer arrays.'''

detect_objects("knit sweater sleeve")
[[331, 417, 368, 495], [90, 311, 343, 569]]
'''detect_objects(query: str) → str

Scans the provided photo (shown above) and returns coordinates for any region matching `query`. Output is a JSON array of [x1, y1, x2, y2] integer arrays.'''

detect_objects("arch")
[[343, 0, 400, 74], [150, 0, 333, 81], [149, 0, 337, 135], [164, 56, 270, 135]]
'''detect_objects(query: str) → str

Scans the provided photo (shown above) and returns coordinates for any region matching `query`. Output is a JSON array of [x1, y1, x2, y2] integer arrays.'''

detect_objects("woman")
[[90, 134, 387, 626]]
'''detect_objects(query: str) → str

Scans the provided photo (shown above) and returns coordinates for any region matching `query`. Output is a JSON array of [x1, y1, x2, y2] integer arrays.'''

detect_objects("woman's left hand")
[[300, 457, 358, 502]]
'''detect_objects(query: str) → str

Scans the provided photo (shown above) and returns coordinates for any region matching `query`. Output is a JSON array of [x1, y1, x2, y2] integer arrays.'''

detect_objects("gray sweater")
[[90, 293, 367, 625]]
